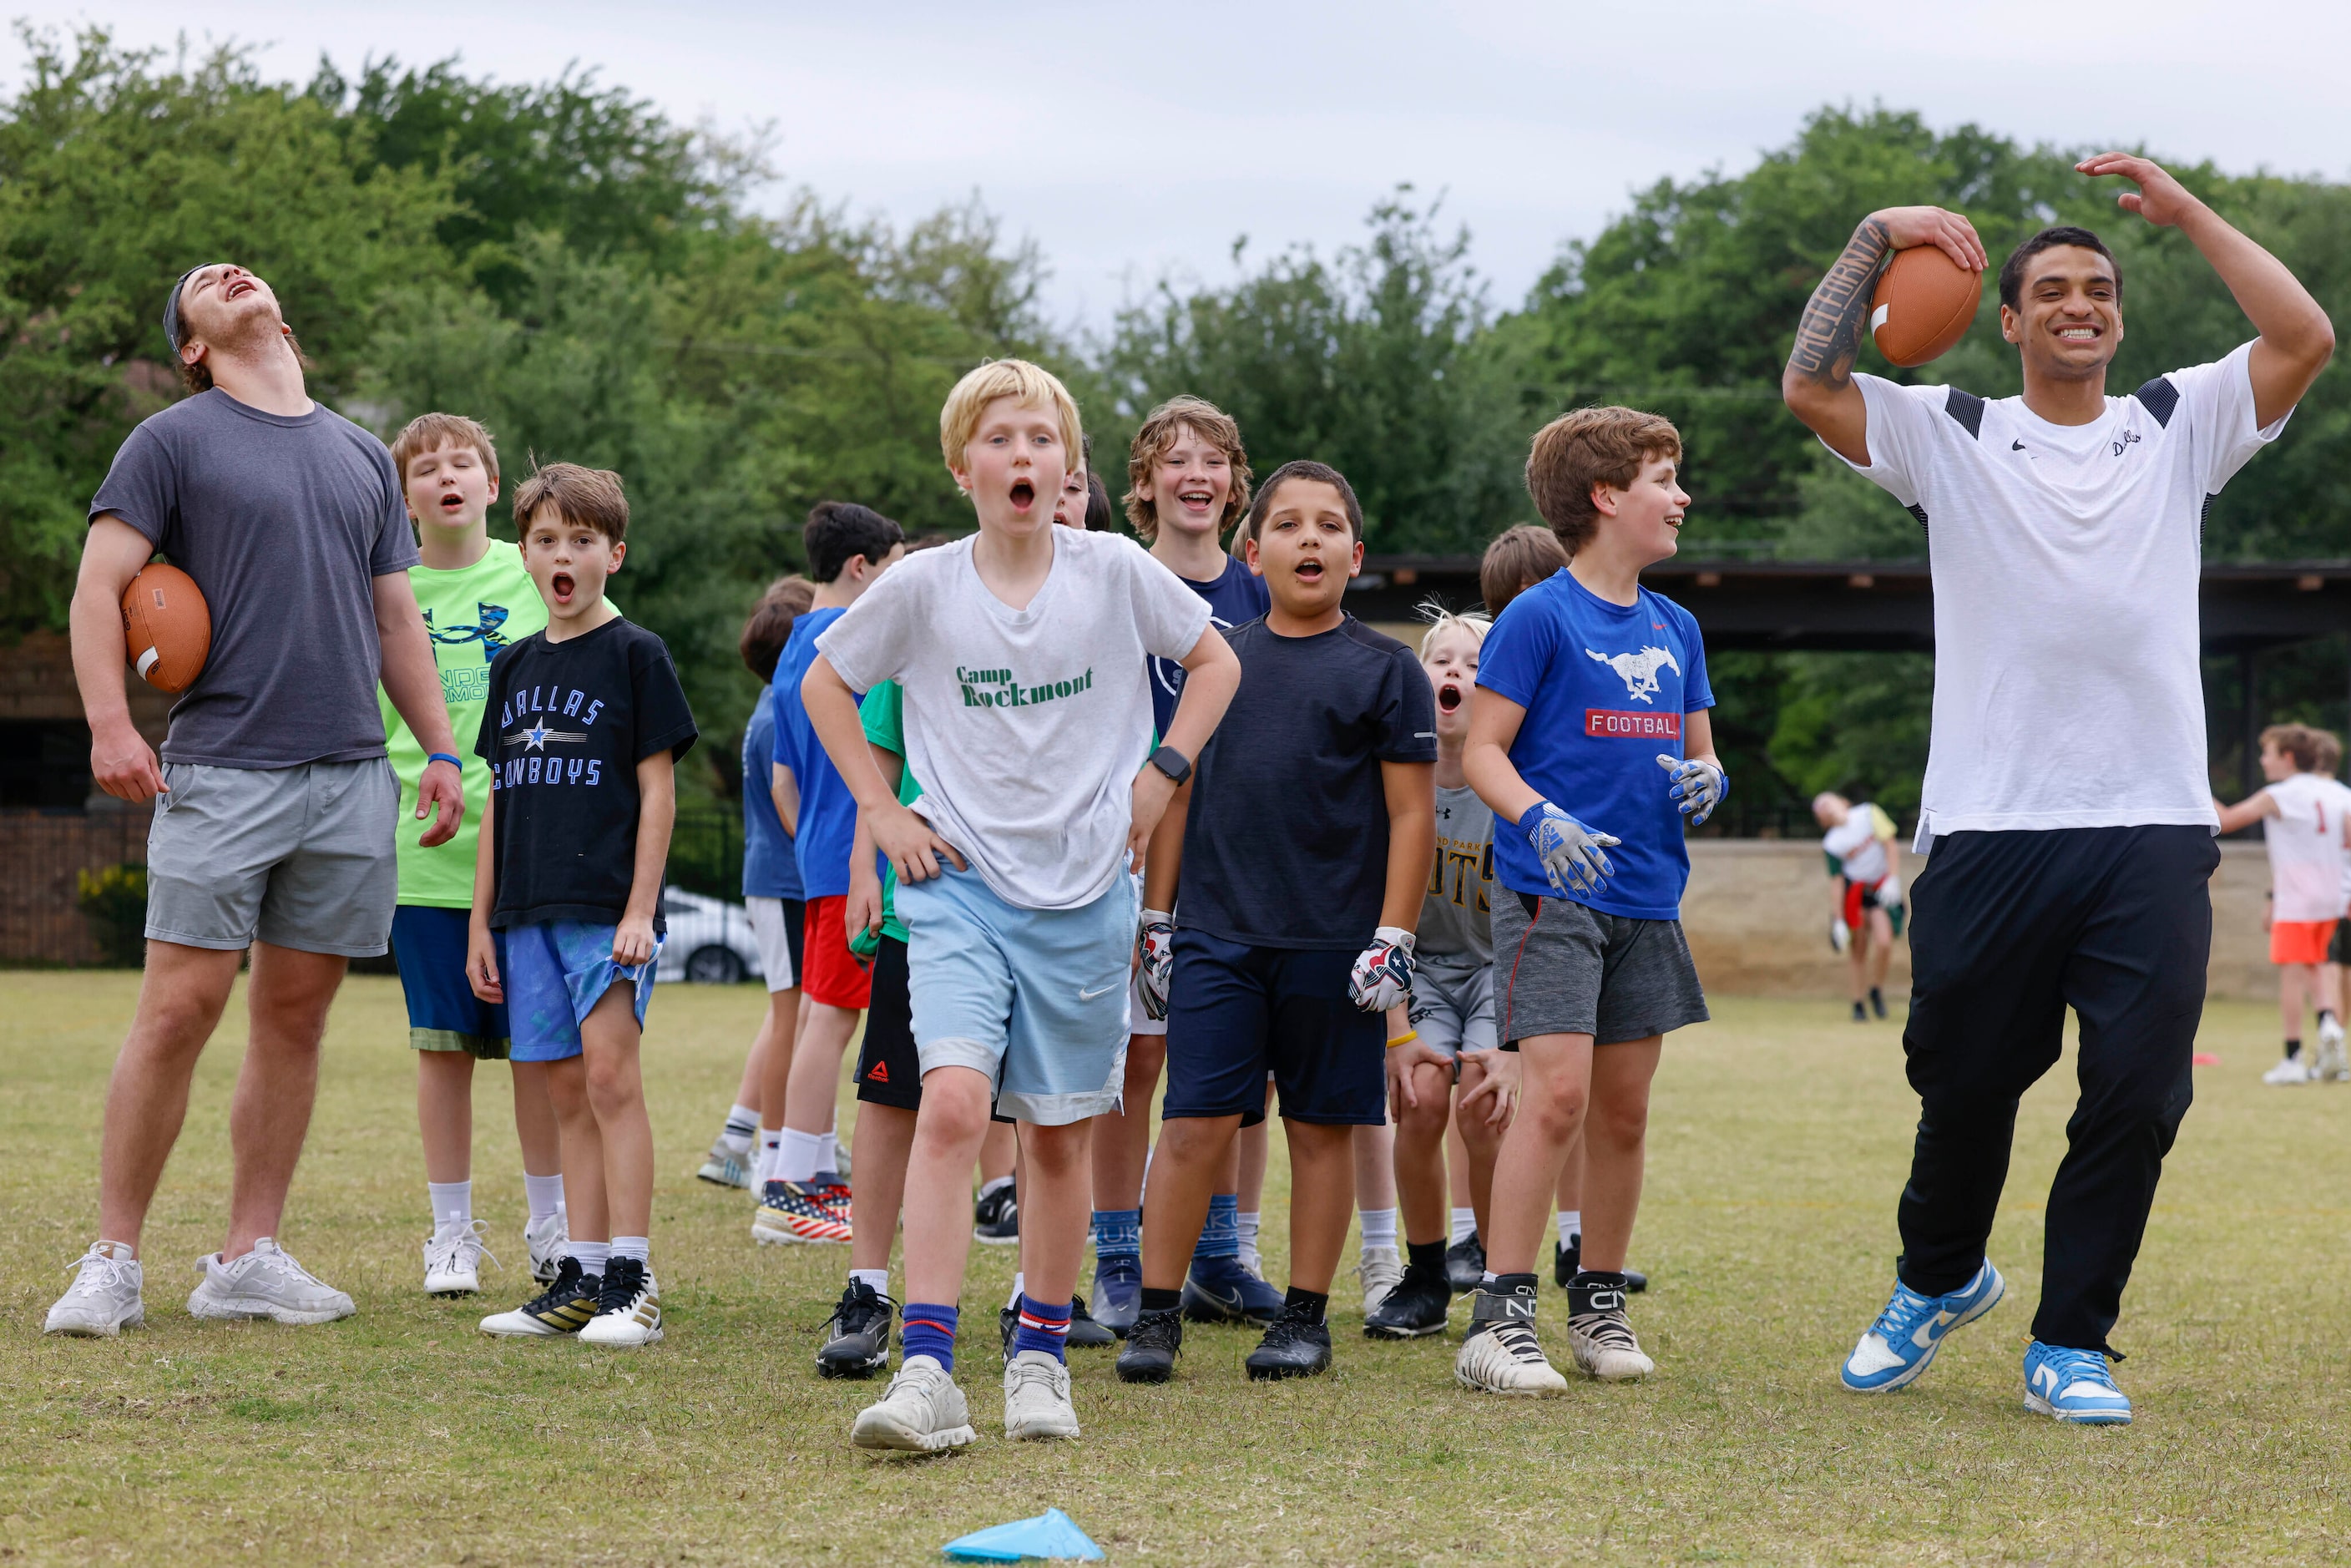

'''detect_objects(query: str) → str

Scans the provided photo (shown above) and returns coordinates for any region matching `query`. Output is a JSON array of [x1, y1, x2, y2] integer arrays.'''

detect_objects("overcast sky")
[[13, 2, 2347, 333]]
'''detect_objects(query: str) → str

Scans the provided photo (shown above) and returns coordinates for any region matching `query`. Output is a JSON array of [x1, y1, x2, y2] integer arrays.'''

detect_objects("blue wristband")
[[427, 752, 463, 770]]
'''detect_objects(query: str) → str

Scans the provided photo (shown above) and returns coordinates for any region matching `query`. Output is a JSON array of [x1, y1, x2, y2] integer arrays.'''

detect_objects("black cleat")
[[1115, 1308, 1183, 1383], [1555, 1234, 1647, 1293], [972, 1181, 1019, 1246], [817, 1278, 894, 1379], [1067, 1293, 1116, 1348], [1246, 1304, 1333, 1380], [1364, 1265, 1452, 1339], [1444, 1233, 1486, 1294], [1868, 985, 1888, 1019], [1181, 1255, 1282, 1325], [1852, 999, 1868, 1023]]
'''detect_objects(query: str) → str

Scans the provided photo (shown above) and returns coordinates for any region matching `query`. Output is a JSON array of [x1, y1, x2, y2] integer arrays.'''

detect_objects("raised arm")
[[1782, 208, 1987, 466], [71, 516, 166, 802], [2077, 154, 2334, 428]]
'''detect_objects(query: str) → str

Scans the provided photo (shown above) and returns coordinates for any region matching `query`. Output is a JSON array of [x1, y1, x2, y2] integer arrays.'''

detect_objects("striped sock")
[[1092, 1207, 1141, 1260], [1013, 1293, 1072, 1363], [902, 1301, 959, 1372], [1194, 1193, 1241, 1261], [720, 1102, 758, 1151]]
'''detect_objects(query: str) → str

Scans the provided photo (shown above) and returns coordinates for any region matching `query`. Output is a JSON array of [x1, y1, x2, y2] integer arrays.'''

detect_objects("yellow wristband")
[[1386, 1030, 1418, 1050]]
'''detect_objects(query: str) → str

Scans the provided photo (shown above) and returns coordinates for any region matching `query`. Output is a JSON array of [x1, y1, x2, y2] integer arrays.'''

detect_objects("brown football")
[[1871, 245, 1984, 367], [121, 563, 210, 694]]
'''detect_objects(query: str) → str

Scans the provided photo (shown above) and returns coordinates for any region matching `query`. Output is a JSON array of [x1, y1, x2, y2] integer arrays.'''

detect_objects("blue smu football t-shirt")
[[1149, 554, 1271, 736], [771, 605, 860, 898], [1476, 569, 1713, 921], [741, 686, 801, 902]]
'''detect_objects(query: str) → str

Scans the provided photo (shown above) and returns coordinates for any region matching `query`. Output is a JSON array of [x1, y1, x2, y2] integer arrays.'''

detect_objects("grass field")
[[5, 973, 2351, 1565]]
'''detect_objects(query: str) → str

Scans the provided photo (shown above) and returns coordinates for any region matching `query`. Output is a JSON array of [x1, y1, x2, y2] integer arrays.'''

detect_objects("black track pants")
[[1894, 825, 2218, 1353]]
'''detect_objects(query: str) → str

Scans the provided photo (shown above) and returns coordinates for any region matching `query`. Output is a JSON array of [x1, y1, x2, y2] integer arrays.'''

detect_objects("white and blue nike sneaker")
[[1838, 1259, 2005, 1393], [2022, 1341, 2131, 1425]]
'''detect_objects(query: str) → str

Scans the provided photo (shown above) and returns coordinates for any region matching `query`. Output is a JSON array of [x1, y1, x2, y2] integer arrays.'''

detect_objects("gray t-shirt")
[[1420, 782, 1494, 968], [89, 390, 418, 768]]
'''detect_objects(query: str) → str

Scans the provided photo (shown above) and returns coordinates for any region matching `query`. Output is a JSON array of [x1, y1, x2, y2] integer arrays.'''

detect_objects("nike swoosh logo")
[[2011, 440, 2026, 451], [1079, 984, 1118, 999]]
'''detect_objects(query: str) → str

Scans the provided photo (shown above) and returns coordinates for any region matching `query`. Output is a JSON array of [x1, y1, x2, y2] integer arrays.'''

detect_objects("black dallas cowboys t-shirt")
[[476, 616, 698, 930]]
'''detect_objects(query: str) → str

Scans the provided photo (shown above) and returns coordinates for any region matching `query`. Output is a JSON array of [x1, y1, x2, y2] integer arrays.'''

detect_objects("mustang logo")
[[426, 602, 513, 665], [1587, 645, 1680, 705]]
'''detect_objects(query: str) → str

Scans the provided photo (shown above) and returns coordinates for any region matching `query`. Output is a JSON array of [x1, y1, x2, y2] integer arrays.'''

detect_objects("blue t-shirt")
[[1150, 554, 1271, 737], [770, 605, 860, 898], [1476, 569, 1713, 921], [741, 687, 801, 901]]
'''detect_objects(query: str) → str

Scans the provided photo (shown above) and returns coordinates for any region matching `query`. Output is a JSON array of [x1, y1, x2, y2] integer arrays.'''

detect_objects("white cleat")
[[2317, 1019, 2348, 1083], [2264, 1055, 2317, 1086], [44, 1244, 144, 1337], [523, 1208, 569, 1286], [1003, 1350, 1081, 1441], [1568, 1313, 1656, 1382], [1454, 1323, 1570, 1397], [852, 1354, 977, 1452], [187, 1238, 355, 1326], [1356, 1245, 1405, 1318], [422, 1219, 493, 1297], [578, 1262, 662, 1348]]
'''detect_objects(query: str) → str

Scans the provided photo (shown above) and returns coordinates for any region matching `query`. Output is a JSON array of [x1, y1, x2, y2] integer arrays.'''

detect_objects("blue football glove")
[[1348, 927, 1417, 1013], [1137, 909, 1176, 1021], [1656, 753, 1727, 827], [1518, 802, 1619, 898]]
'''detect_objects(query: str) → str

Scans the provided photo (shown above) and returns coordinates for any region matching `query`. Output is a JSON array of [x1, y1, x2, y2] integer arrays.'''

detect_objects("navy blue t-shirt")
[[741, 687, 801, 901], [1179, 615, 1437, 950], [771, 605, 861, 898], [1150, 554, 1271, 737], [1476, 569, 1712, 920]]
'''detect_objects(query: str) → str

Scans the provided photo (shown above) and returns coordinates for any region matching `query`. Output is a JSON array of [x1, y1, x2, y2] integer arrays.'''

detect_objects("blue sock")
[[902, 1301, 959, 1372], [1012, 1293, 1072, 1364], [1092, 1208, 1141, 1261], [1194, 1193, 1240, 1262]]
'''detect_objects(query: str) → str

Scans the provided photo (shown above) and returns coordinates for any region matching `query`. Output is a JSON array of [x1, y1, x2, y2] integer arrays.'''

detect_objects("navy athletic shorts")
[[1161, 929, 1385, 1126], [392, 904, 509, 1057]]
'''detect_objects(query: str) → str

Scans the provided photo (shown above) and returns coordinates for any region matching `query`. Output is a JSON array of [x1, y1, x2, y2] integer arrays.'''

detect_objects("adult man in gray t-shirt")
[[46, 263, 464, 1338]]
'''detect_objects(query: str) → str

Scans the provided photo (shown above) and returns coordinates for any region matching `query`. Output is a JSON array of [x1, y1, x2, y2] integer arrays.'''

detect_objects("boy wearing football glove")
[[1117, 460, 1436, 1387], [1457, 407, 1718, 1396]]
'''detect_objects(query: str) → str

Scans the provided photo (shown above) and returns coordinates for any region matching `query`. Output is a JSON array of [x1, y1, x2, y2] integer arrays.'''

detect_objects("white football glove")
[[1518, 802, 1619, 898], [1656, 753, 1727, 827], [1348, 927, 1417, 1014], [1829, 918, 1850, 954], [1137, 909, 1175, 1021]]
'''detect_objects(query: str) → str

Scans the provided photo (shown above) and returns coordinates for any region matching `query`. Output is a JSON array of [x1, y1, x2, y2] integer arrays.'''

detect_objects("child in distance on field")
[[2216, 724, 2351, 1084], [380, 413, 570, 1302], [468, 463, 697, 1348]]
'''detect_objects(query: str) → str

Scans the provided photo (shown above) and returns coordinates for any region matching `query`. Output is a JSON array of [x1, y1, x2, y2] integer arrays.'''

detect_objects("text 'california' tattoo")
[[1788, 219, 1892, 388]]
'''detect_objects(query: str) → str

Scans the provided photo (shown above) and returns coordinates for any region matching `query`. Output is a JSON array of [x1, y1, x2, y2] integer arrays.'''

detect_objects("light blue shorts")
[[503, 920, 661, 1063], [896, 863, 1135, 1125]]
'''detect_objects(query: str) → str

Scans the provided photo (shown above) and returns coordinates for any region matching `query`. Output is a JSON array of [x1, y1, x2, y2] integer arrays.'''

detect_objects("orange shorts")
[[801, 895, 874, 1010], [2271, 918, 2338, 967]]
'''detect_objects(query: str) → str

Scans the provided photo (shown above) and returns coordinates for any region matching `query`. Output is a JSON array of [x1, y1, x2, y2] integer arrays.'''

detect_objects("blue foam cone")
[[941, 1507, 1105, 1561]]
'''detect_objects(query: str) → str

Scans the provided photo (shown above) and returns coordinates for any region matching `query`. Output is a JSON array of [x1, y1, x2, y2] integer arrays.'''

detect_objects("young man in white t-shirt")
[[2215, 725, 2351, 1085], [802, 359, 1239, 1450], [1813, 792, 1902, 1021], [1782, 153, 2333, 1425]]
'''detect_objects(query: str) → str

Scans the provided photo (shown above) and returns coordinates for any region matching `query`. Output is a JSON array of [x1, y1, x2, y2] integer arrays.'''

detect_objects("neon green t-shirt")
[[379, 539, 547, 908], [860, 679, 925, 943]]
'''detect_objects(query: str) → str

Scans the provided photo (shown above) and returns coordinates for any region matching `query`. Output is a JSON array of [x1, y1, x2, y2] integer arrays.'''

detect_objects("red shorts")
[[801, 895, 873, 1009], [2271, 918, 2337, 967], [1842, 877, 1888, 930]]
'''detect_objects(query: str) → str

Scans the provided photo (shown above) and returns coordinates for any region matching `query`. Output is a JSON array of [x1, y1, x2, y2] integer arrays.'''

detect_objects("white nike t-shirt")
[[816, 528, 1211, 911], [1836, 342, 2289, 849], [2265, 771, 2347, 923]]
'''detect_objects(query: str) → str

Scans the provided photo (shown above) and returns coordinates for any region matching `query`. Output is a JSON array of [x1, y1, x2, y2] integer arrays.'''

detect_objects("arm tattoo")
[[1788, 218, 1893, 388]]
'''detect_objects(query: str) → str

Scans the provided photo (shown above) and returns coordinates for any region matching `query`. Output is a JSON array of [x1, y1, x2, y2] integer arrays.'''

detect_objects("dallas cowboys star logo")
[[505, 721, 589, 751]]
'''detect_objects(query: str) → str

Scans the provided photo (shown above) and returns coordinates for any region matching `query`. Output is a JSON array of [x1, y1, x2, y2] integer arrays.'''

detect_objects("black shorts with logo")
[[852, 933, 1013, 1122]]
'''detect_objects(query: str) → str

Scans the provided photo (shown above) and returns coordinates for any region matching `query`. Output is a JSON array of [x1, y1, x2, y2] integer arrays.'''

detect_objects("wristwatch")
[[1146, 746, 1193, 786]]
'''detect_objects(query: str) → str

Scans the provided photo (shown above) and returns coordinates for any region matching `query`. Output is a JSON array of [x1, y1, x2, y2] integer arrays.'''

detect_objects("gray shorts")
[[145, 758, 398, 958], [1408, 959, 1495, 1058], [1491, 889, 1707, 1046]]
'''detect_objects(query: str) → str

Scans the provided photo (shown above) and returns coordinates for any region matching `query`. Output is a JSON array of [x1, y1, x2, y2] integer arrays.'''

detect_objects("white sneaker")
[[523, 1208, 569, 1286], [2318, 1019, 2348, 1082], [44, 1243, 144, 1337], [1356, 1245, 1405, 1318], [187, 1238, 355, 1326], [2264, 1055, 2317, 1086], [422, 1219, 494, 1297], [578, 1258, 662, 1347], [1004, 1349, 1081, 1441], [1566, 1300, 1656, 1382], [1454, 1322, 1570, 1397], [852, 1354, 977, 1451]]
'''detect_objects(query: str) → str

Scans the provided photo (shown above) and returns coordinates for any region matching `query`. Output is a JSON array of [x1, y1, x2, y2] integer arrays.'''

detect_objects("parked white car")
[[655, 886, 764, 984]]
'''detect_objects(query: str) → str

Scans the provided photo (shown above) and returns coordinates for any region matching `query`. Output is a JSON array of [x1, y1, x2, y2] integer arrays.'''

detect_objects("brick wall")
[[1, 807, 151, 965]]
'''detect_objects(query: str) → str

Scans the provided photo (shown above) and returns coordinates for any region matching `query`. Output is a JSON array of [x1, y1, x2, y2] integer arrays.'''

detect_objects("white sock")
[[777, 1129, 824, 1183], [1006, 1271, 1025, 1310], [978, 1174, 1014, 1201], [757, 1128, 782, 1184], [851, 1267, 890, 1297], [427, 1180, 473, 1230], [523, 1172, 565, 1223], [1359, 1206, 1398, 1252], [1480, 1269, 1499, 1285], [721, 1103, 759, 1153], [1558, 1209, 1582, 1245], [1238, 1210, 1261, 1259], [1450, 1207, 1479, 1246], [818, 1130, 841, 1176], [610, 1236, 650, 1265], [569, 1240, 610, 1274]]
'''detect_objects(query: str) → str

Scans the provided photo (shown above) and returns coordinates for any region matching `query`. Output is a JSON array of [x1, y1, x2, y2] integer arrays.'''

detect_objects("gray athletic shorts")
[[144, 758, 398, 958], [1408, 958, 1495, 1058], [1491, 888, 1707, 1046]]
